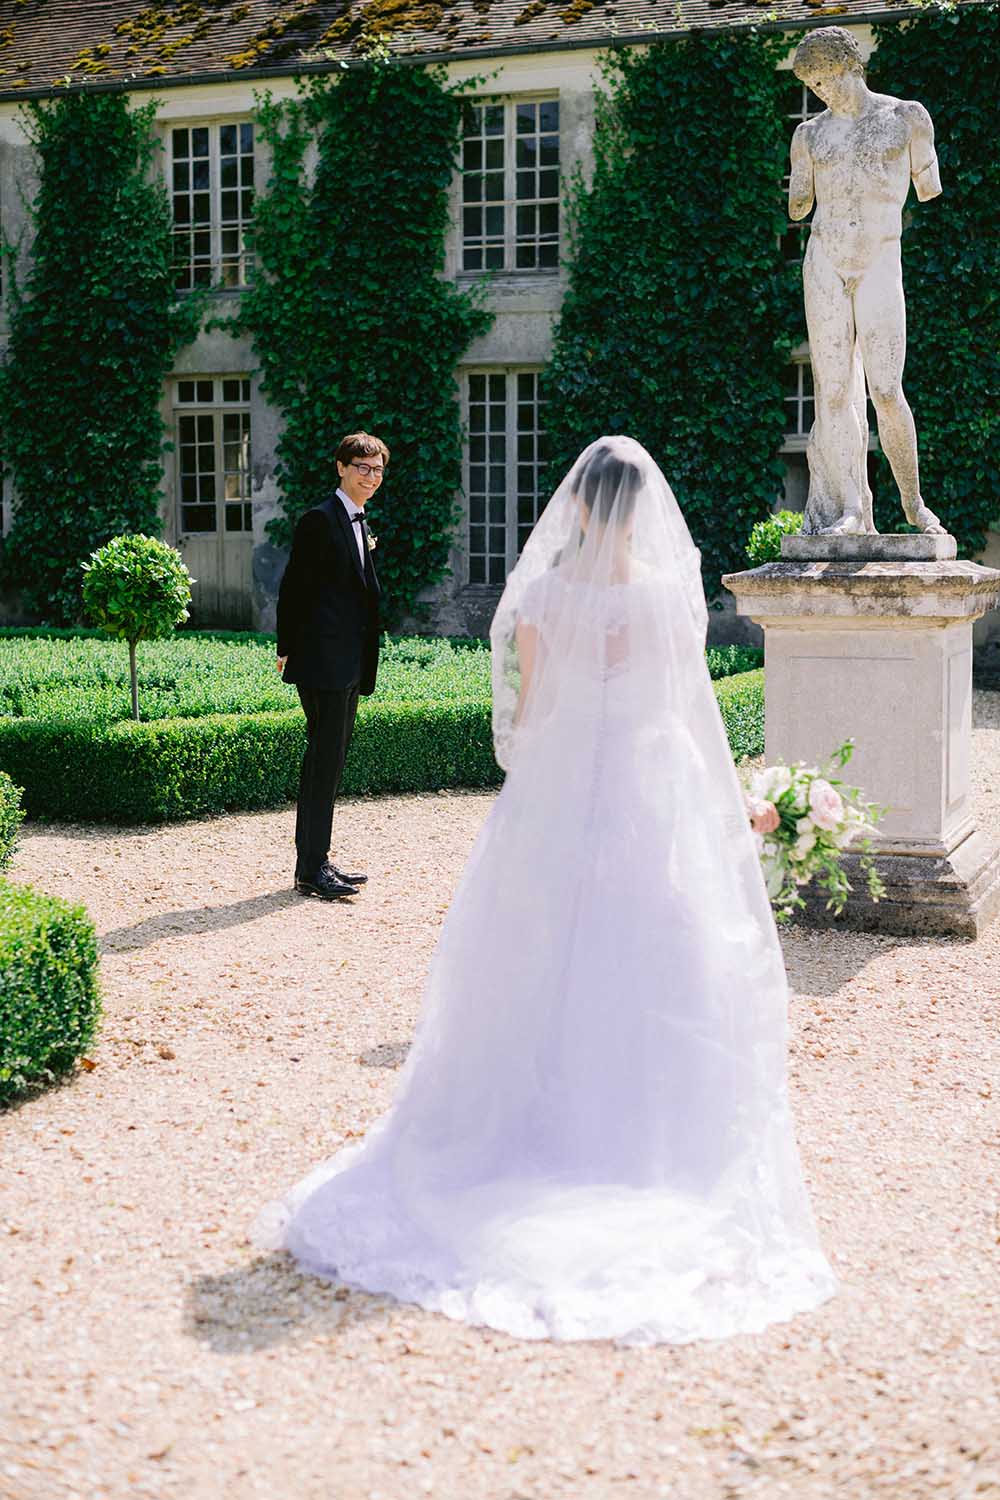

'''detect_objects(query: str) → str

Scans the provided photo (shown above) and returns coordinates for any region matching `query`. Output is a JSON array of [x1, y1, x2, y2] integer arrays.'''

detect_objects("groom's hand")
[[276, 655, 287, 675]]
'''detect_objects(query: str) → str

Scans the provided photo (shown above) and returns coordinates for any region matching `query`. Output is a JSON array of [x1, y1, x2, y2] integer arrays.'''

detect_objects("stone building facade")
[[0, 0, 995, 651]]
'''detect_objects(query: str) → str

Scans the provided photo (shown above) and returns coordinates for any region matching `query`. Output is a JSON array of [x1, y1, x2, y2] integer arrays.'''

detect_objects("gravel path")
[[2, 697, 1000, 1500]]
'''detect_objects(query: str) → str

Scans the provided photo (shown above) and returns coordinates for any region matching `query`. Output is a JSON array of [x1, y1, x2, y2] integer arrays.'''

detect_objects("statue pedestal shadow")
[[724, 536, 1000, 938]]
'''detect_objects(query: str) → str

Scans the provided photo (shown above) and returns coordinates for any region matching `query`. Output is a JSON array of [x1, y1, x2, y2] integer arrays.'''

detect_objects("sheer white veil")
[[491, 435, 710, 771]]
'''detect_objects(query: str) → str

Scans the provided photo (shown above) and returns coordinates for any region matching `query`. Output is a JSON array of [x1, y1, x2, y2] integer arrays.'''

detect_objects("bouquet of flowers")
[[745, 741, 885, 920]]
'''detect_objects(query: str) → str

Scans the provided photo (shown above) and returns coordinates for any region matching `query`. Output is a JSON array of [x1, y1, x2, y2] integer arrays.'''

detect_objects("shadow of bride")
[[185, 1254, 394, 1353], [100, 889, 302, 955]]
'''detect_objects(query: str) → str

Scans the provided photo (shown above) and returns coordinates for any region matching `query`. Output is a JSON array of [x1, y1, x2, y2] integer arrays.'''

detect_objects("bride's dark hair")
[[572, 442, 642, 525]]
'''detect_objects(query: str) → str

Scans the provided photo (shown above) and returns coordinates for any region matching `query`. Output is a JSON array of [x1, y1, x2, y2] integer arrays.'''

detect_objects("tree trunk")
[[128, 640, 139, 722]]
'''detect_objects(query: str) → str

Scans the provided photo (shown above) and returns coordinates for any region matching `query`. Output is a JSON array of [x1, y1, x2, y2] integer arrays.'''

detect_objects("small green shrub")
[[0, 772, 25, 871], [81, 534, 193, 720], [0, 879, 101, 1104], [714, 669, 765, 762], [746, 510, 804, 566], [705, 644, 764, 681]]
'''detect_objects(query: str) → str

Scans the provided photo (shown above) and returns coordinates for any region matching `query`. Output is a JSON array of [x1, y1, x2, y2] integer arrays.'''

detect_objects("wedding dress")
[[254, 436, 836, 1344]]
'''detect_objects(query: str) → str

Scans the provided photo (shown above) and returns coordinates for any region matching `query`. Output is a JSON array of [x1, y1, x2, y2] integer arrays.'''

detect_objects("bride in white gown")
[[254, 436, 836, 1343]]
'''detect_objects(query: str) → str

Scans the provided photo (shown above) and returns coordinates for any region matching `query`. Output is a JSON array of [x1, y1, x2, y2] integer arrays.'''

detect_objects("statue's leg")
[[803, 239, 866, 534], [855, 249, 944, 535]]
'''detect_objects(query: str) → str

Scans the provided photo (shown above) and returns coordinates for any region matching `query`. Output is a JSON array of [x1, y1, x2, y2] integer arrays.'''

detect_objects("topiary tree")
[[81, 534, 192, 721]]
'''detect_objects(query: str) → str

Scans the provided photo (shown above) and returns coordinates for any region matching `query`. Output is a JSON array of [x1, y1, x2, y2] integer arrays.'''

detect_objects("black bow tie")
[[352, 514, 366, 525]]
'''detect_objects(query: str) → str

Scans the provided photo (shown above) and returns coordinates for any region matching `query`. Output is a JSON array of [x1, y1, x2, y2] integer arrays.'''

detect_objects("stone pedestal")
[[723, 537, 1000, 938]]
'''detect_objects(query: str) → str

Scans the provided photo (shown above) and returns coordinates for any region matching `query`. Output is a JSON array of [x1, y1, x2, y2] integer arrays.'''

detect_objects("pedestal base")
[[796, 829, 1000, 939]]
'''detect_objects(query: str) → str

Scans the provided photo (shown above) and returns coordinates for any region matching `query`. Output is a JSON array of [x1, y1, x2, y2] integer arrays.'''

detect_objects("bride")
[[254, 436, 836, 1344]]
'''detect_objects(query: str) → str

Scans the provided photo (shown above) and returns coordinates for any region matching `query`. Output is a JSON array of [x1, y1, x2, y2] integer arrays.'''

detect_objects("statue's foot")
[[820, 512, 866, 536], [907, 501, 947, 536]]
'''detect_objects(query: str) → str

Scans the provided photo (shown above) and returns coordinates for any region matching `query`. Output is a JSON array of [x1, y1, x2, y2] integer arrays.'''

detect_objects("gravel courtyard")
[[2, 697, 1000, 1500]]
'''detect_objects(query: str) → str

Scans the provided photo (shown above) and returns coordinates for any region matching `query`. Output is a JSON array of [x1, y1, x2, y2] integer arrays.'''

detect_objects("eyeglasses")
[[349, 461, 385, 478]]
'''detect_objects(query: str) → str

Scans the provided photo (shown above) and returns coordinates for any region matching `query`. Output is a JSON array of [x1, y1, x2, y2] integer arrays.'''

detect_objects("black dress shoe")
[[295, 869, 358, 900], [324, 860, 368, 885]]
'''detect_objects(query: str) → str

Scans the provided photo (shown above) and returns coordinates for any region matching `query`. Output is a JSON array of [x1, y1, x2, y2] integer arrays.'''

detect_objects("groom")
[[276, 431, 386, 900]]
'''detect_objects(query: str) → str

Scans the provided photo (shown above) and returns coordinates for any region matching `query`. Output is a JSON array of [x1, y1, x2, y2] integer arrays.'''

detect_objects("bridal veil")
[[254, 436, 836, 1344]]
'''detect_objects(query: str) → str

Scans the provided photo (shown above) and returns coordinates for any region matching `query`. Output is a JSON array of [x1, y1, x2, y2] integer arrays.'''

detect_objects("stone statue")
[[788, 26, 945, 537]]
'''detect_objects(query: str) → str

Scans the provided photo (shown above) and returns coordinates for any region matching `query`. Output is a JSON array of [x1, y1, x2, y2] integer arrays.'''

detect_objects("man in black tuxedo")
[[276, 431, 386, 900]]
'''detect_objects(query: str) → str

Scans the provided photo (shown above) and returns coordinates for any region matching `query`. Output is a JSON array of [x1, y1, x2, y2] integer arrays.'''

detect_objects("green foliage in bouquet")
[[745, 510, 804, 567], [746, 740, 885, 921], [0, 771, 25, 872], [81, 535, 192, 721]]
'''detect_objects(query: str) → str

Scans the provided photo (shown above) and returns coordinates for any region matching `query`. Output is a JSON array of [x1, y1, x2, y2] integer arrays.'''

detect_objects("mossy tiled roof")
[[0, 0, 959, 97]]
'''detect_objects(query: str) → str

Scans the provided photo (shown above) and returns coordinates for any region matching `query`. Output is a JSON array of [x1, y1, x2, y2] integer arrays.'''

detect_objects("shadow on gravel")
[[186, 1256, 393, 1352], [359, 1041, 410, 1068], [780, 928, 958, 997], [100, 888, 301, 953]]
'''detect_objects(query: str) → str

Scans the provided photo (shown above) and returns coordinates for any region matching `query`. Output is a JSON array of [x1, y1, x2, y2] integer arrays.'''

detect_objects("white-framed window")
[[782, 359, 814, 442], [464, 369, 547, 584], [173, 377, 252, 535], [461, 98, 560, 273], [171, 123, 255, 291], [780, 78, 823, 263]]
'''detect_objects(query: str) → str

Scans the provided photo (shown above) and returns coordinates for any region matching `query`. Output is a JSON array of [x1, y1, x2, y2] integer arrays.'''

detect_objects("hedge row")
[[0, 771, 24, 870], [0, 671, 764, 823], [0, 878, 101, 1104], [1, 633, 761, 727]]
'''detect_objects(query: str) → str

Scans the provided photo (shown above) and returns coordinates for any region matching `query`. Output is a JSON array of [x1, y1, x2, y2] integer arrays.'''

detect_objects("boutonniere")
[[366, 531, 377, 552]]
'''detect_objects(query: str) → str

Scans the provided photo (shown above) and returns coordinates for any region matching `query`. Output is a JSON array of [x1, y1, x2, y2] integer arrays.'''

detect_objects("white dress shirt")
[[337, 487, 367, 568]]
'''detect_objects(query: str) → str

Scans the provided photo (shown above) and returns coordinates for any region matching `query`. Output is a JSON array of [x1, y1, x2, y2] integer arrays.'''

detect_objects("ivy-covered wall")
[[0, 94, 200, 623], [235, 62, 492, 627], [544, 29, 797, 597], [867, 3, 1000, 557]]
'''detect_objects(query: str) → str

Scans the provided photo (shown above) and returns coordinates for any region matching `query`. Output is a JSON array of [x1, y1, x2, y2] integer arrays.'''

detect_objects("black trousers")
[[294, 684, 359, 878]]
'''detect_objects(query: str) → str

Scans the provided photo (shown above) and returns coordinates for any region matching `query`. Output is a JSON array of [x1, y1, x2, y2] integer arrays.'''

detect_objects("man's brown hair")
[[336, 431, 389, 468]]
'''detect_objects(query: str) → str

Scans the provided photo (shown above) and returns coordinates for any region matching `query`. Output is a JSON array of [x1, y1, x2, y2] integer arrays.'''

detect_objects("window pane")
[[484, 105, 503, 134], [538, 101, 559, 132], [192, 159, 210, 191], [192, 127, 209, 156], [485, 138, 504, 171], [178, 384, 195, 406], [516, 103, 537, 134], [463, 139, 482, 171], [172, 128, 189, 156], [222, 379, 241, 402], [220, 124, 237, 154], [240, 122, 254, 153]]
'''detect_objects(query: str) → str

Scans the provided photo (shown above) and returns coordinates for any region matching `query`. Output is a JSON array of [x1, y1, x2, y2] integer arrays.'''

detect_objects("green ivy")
[[0, 93, 201, 623], [236, 62, 492, 625], [868, 3, 1000, 552], [544, 31, 797, 595]]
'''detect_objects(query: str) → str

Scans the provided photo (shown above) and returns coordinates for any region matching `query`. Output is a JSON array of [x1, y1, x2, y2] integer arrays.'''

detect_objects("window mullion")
[[505, 103, 516, 272], [506, 370, 518, 575]]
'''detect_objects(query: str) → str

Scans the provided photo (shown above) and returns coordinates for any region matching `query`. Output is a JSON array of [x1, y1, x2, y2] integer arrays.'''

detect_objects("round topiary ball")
[[81, 533, 192, 645]]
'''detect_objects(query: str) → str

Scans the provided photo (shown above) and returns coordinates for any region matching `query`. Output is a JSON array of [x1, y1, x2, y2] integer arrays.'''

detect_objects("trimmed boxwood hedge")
[[0, 670, 764, 823], [0, 771, 24, 870], [714, 668, 765, 763], [0, 879, 101, 1104]]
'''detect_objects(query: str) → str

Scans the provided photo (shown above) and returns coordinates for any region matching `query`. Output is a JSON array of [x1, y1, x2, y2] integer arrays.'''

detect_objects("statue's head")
[[792, 26, 865, 92]]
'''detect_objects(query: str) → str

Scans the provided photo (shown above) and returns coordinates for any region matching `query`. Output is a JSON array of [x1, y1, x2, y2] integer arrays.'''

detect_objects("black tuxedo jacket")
[[276, 495, 381, 694]]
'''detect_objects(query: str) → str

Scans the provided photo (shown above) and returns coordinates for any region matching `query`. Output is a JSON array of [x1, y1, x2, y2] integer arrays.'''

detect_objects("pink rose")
[[748, 797, 780, 835], [808, 778, 844, 832]]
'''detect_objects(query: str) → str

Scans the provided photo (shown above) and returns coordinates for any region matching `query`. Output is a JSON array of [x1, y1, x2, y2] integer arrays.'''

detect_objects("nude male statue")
[[788, 26, 945, 536]]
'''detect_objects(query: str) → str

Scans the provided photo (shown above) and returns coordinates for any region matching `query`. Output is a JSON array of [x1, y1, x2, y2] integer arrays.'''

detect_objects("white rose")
[[793, 831, 817, 859], [808, 777, 845, 832], [754, 765, 791, 802]]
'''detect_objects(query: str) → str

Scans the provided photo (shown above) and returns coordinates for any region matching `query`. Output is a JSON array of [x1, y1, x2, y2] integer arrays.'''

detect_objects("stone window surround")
[[172, 375, 253, 537], [462, 365, 547, 586], [169, 118, 255, 292], [458, 93, 560, 276]]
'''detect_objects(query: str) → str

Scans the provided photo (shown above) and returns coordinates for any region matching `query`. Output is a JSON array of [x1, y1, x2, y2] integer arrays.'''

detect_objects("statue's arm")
[[908, 101, 942, 202], [788, 122, 814, 221]]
